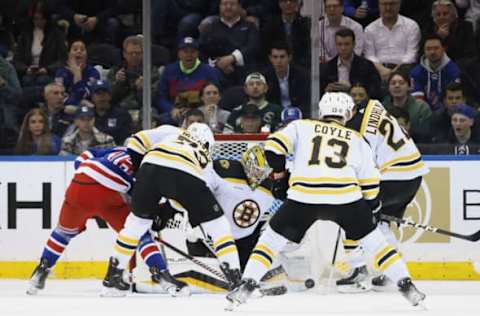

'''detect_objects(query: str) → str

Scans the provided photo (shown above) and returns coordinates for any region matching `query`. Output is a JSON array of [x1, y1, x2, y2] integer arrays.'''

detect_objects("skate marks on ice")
[[0, 280, 479, 316]]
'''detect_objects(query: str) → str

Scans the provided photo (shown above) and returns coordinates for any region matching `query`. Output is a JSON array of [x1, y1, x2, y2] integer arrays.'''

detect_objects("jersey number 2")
[[308, 136, 349, 168]]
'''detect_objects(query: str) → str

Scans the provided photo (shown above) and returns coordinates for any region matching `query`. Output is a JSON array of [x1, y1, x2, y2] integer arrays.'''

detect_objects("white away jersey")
[[204, 160, 275, 239], [265, 119, 380, 205], [127, 125, 182, 156], [141, 132, 209, 180], [348, 100, 429, 181]]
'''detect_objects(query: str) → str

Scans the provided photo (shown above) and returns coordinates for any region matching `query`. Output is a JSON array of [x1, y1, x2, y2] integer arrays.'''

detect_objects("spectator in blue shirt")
[[410, 34, 461, 112], [55, 39, 100, 106], [155, 37, 220, 114]]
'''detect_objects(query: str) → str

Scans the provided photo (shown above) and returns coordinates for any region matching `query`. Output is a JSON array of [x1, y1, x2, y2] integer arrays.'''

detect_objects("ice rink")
[[1, 280, 479, 316]]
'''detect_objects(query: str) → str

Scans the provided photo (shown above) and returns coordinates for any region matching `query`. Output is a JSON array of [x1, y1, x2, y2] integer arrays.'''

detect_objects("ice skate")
[[398, 277, 426, 306], [220, 262, 242, 290], [101, 257, 130, 297], [150, 266, 190, 297], [371, 274, 394, 291], [336, 265, 371, 293], [26, 258, 50, 295], [225, 279, 258, 311]]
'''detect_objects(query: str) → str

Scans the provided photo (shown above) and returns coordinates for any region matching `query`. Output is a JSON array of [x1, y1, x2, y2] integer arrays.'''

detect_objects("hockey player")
[[336, 97, 429, 292], [226, 92, 425, 309], [27, 147, 186, 295], [103, 123, 243, 295]]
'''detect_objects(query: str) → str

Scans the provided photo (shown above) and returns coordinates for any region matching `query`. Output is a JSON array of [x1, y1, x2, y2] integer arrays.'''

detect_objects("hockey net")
[[139, 134, 345, 292]]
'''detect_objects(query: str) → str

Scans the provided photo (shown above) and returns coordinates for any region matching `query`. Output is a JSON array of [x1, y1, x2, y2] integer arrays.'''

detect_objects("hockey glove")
[[151, 202, 177, 231], [271, 172, 289, 201]]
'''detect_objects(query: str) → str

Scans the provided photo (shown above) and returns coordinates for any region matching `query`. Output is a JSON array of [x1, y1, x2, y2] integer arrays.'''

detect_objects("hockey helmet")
[[318, 92, 354, 123], [187, 122, 215, 152], [240, 144, 272, 190]]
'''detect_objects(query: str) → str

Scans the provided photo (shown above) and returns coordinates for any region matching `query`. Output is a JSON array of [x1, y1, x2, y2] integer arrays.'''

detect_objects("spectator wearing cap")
[[198, 82, 230, 133], [91, 80, 132, 145], [107, 36, 160, 111], [430, 82, 480, 142], [199, 0, 261, 88], [155, 36, 220, 114], [55, 39, 100, 106], [261, 0, 311, 67], [321, 28, 382, 100], [59, 105, 115, 155], [446, 104, 480, 148], [224, 72, 282, 133], [280, 106, 303, 127], [237, 103, 263, 133], [262, 42, 311, 117]]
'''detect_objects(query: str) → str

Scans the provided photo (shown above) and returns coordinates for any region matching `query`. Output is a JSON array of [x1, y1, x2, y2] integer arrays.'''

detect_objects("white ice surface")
[[1, 280, 479, 316]]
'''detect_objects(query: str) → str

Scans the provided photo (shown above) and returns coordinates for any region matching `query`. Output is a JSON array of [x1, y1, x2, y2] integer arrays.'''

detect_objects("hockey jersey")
[[141, 131, 209, 180], [347, 100, 429, 181], [126, 125, 183, 157], [74, 147, 134, 193], [205, 160, 274, 239], [265, 119, 380, 205]]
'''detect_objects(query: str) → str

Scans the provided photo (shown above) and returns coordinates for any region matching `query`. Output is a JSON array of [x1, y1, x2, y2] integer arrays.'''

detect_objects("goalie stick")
[[380, 214, 480, 242], [154, 234, 228, 281]]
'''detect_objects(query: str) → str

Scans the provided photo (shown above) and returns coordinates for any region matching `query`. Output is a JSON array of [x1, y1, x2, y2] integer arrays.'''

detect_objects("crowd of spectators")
[[1, 0, 480, 156]]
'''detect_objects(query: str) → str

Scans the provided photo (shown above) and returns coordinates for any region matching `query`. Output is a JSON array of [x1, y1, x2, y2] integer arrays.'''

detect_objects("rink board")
[[0, 156, 479, 280]]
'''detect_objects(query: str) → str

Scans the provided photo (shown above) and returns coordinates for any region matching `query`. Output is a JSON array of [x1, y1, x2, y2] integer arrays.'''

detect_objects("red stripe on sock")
[[47, 239, 65, 254], [140, 244, 159, 259]]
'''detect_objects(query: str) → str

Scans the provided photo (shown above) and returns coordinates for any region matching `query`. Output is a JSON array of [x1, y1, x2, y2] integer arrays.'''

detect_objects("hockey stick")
[[380, 214, 480, 242], [154, 235, 228, 281], [324, 227, 342, 293]]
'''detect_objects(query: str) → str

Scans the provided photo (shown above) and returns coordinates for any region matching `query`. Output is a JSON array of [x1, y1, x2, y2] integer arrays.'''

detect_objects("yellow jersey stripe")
[[224, 178, 248, 186], [358, 178, 380, 185], [359, 100, 375, 136], [379, 152, 421, 171], [137, 131, 152, 151], [291, 184, 359, 195], [383, 161, 426, 173], [362, 188, 380, 198], [272, 132, 292, 153], [265, 139, 287, 155], [127, 137, 146, 154], [290, 176, 359, 184], [158, 144, 196, 163], [148, 151, 201, 174]]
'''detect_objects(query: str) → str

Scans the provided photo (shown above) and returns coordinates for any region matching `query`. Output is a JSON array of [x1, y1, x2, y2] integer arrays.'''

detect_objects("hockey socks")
[[113, 213, 153, 269], [342, 239, 367, 269], [243, 224, 289, 283], [201, 216, 240, 270], [40, 226, 78, 268], [138, 232, 167, 271], [359, 227, 409, 284]]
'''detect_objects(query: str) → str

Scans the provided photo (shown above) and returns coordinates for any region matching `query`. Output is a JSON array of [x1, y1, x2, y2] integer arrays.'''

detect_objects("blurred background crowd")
[[1, 0, 480, 156]]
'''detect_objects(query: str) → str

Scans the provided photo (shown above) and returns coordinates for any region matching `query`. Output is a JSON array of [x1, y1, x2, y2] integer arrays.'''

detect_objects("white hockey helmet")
[[318, 92, 355, 123], [186, 122, 215, 152]]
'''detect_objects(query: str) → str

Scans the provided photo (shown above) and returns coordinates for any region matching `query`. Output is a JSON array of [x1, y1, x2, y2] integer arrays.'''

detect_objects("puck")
[[305, 279, 315, 289]]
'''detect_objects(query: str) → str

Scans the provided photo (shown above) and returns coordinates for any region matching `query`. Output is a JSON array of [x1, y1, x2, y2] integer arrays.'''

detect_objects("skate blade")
[[225, 300, 240, 312], [337, 281, 371, 294], [167, 286, 191, 297], [26, 285, 39, 296], [100, 286, 127, 297]]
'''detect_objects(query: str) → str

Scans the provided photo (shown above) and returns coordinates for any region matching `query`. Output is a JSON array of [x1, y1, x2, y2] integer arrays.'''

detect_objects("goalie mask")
[[240, 145, 272, 190]]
